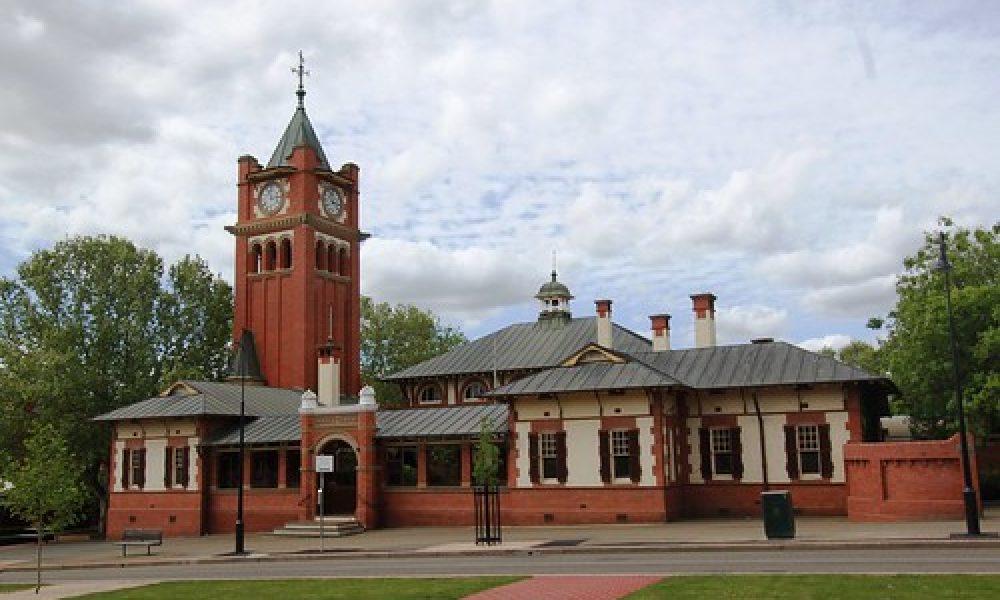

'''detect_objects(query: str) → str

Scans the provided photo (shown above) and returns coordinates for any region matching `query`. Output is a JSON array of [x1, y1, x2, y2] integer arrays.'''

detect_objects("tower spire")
[[292, 50, 310, 108]]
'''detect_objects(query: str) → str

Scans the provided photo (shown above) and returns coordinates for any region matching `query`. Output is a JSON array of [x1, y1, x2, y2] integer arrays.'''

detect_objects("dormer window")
[[462, 381, 488, 401], [418, 384, 443, 404]]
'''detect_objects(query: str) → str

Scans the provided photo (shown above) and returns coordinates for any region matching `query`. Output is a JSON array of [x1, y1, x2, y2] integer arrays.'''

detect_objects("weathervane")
[[292, 50, 310, 108]]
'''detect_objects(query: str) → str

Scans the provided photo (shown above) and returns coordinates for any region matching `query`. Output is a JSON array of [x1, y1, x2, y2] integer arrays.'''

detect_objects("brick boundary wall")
[[844, 434, 981, 521]]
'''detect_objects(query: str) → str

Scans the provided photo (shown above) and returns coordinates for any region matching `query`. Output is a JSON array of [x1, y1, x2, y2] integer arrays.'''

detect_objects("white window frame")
[[797, 424, 821, 478], [611, 430, 631, 481], [129, 451, 143, 489], [539, 433, 559, 482], [710, 427, 734, 479], [462, 381, 487, 402], [417, 384, 443, 405]]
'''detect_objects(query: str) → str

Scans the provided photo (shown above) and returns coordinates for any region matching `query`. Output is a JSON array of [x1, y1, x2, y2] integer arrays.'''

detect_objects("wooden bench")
[[114, 529, 162, 557]]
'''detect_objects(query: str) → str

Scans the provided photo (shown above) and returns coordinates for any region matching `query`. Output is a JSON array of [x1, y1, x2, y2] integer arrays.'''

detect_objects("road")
[[2, 547, 999, 584]]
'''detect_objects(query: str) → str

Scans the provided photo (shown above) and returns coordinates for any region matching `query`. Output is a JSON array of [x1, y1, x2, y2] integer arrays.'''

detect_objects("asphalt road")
[[2, 547, 999, 584]]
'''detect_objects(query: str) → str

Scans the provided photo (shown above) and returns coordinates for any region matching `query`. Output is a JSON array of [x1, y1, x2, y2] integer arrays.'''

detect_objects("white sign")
[[315, 455, 334, 473]]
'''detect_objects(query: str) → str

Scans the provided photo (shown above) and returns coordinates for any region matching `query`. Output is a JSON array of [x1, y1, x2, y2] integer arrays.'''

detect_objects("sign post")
[[315, 455, 334, 552]]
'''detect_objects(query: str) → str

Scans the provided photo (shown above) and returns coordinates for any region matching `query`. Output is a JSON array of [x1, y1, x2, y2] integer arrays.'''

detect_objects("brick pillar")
[[355, 408, 380, 529], [461, 443, 473, 487], [299, 412, 317, 520]]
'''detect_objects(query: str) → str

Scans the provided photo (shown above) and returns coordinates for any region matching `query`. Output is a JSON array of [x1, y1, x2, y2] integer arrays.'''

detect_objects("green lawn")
[[0, 584, 35, 594], [76, 577, 522, 599], [625, 575, 1000, 599]]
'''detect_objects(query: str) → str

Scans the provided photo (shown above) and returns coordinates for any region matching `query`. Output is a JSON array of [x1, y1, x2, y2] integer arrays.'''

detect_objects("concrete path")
[[464, 575, 664, 599], [2, 580, 154, 599]]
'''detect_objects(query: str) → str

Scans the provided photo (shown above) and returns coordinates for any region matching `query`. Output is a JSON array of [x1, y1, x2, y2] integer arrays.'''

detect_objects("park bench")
[[114, 528, 162, 557]]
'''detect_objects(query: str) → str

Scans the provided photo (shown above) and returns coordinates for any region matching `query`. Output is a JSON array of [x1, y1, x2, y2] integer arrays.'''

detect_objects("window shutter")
[[137, 449, 147, 488], [599, 430, 611, 483], [122, 449, 131, 488], [164, 447, 173, 488], [731, 427, 744, 480], [528, 433, 540, 484], [555, 431, 568, 483], [698, 427, 712, 481], [819, 424, 834, 479], [784, 425, 799, 480], [628, 429, 641, 483], [181, 447, 191, 487]]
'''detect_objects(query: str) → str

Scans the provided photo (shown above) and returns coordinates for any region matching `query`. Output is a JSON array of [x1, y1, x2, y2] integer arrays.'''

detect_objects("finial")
[[291, 50, 310, 108], [551, 250, 558, 281]]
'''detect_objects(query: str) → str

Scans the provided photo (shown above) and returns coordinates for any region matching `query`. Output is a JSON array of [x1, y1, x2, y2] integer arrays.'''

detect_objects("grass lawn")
[[625, 575, 1000, 599], [76, 577, 522, 599], [0, 584, 35, 594]]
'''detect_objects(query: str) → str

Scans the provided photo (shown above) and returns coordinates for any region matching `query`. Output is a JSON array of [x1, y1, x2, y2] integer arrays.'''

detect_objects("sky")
[[2, 0, 998, 350]]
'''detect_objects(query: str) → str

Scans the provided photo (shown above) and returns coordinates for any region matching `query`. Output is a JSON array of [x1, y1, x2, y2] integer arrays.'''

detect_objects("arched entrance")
[[318, 439, 357, 516]]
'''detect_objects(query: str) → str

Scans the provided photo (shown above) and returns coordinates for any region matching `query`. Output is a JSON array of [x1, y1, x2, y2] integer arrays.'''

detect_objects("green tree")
[[1, 423, 87, 593], [836, 340, 884, 375], [874, 219, 999, 439], [360, 296, 466, 406], [473, 417, 500, 487], [0, 236, 232, 523]]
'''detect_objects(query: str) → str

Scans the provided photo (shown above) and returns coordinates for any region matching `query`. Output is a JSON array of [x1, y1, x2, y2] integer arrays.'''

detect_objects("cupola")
[[535, 268, 574, 325]]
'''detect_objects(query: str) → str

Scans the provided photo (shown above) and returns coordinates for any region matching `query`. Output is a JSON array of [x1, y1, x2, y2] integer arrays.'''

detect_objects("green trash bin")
[[761, 490, 795, 539]]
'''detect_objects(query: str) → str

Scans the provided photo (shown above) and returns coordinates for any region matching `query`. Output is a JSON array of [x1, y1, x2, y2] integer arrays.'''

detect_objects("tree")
[[0, 236, 232, 524], [473, 417, 501, 487], [873, 219, 999, 439], [1, 423, 87, 593], [836, 340, 883, 375], [360, 296, 466, 406]]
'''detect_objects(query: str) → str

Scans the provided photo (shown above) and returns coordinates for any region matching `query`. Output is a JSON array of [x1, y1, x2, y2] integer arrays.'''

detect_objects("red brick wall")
[[107, 491, 202, 539], [845, 434, 981, 521], [206, 490, 303, 534], [677, 482, 846, 517]]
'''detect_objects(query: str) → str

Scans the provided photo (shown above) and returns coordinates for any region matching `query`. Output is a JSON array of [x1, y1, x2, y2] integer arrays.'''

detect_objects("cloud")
[[715, 304, 789, 345], [797, 334, 852, 353]]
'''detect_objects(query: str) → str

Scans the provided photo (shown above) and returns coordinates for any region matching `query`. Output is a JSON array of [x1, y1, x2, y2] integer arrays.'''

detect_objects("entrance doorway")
[[318, 439, 357, 516]]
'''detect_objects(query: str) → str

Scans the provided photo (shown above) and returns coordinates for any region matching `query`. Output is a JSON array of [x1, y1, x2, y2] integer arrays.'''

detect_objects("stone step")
[[272, 517, 365, 538]]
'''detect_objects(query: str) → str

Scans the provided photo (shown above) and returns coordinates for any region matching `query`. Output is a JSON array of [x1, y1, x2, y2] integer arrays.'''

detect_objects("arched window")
[[462, 381, 488, 401], [280, 238, 292, 269], [417, 384, 443, 405], [250, 244, 262, 274], [316, 241, 326, 271], [265, 240, 277, 271], [339, 247, 348, 277], [328, 245, 337, 274]]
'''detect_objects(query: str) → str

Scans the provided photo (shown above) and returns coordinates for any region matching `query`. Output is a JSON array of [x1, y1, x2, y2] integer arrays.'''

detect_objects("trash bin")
[[761, 490, 795, 539]]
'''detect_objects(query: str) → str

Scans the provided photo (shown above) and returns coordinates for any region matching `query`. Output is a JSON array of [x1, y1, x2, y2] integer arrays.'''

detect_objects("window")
[[123, 448, 146, 489], [427, 444, 461, 486], [797, 425, 821, 475], [217, 452, 240, 489], [285, 448, 301, 489], [418, 384, 443, 404], [280, 238, 292, 269], [251, 450, 279, 488], [165, 446, 189, 488], [540, 433, 558, 480], [611, 430, 632, 480], [463, 381, 487, 401], [265, 241, 277, 270], [386, 446, 418, 486], [710, 428, 733, 475]]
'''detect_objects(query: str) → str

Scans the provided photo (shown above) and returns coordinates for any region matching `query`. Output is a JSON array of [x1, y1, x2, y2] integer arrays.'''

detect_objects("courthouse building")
[[96, 83, 895, 538]]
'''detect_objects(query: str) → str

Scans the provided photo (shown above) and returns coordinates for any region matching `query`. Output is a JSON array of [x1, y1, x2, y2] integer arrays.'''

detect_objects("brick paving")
[[464, 575, 664, 599]]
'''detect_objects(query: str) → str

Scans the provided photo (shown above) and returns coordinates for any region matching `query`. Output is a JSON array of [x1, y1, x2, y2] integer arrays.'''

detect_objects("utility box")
[[761, 490, 795, 539]]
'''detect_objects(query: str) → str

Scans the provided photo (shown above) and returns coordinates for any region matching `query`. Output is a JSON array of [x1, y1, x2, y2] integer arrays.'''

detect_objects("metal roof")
[[267, 106, 330, 170], [204, 415, 301, 446], [93, 381, 301, 421], [384, 318, 651, 380], [631, 341, 890, 389], [488, 361, 678, 396], [376, 404, 508, 439]]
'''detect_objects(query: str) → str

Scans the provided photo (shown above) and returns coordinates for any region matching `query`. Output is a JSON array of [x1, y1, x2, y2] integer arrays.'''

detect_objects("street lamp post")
[[234, 330, 248, 554], [934, 232, 981, 536]]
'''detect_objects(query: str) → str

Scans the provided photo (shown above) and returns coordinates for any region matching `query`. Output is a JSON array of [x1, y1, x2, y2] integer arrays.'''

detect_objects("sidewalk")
[[0, 510, 996, 599]]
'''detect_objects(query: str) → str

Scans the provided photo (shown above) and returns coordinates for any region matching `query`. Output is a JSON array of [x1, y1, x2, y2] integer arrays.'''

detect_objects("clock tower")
[[226, 61, 363, 398]]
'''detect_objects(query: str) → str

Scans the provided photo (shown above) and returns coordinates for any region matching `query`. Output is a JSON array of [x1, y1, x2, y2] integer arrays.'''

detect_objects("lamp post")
[[234, 330, 248, 554], [934, 232, 981, 536]]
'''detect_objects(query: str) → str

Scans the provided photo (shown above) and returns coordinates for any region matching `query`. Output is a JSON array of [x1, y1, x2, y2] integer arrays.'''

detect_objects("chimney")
[[650, 314, 671, 351], [690, 293, 717, 348], [595, 299, 613, 349], [317, 341, 341, 406]]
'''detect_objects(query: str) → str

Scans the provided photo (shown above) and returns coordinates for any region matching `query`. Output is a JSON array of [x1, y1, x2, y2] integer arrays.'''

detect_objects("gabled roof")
[[376, 403, 508, 439], [488, 361, 678, 396], [92, 381, 301, 421], [204, 415, 301, 446], [267, 106, 330, 170], [384, 318, 652, 380], [631, 341, 892, 389]]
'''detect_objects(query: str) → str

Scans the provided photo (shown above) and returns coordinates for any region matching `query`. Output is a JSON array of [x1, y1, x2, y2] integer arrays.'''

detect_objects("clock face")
[[258, 182, 284, 215], [321, 184, 345, 218]]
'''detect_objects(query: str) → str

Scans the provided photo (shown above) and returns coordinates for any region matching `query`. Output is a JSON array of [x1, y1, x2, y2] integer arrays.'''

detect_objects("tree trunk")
[[35, 521, 42, 593]]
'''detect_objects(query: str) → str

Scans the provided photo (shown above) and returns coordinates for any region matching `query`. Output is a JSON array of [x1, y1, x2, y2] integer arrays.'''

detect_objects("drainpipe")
[[752, 391, 769, 492]]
